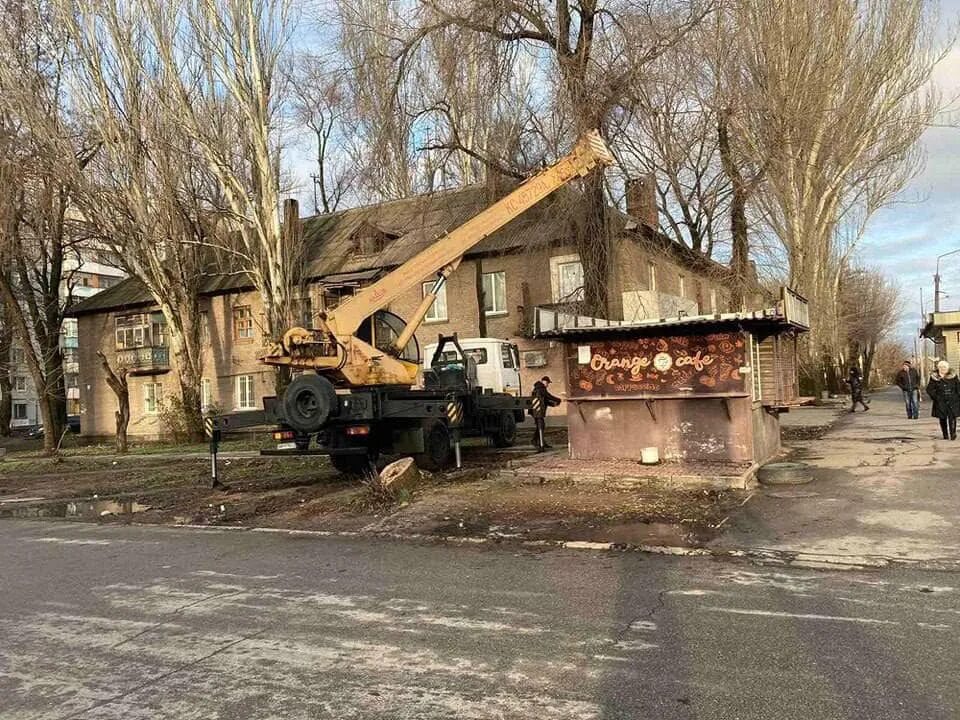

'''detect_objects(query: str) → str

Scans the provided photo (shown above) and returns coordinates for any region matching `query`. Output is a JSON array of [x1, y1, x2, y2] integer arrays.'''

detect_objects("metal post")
[[453, 431, 462, 469]]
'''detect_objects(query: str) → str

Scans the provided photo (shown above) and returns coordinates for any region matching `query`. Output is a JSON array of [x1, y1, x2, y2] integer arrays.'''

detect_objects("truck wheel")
[[415, 421, 452, 471], [330, 452, 376, 476], [491, 411, 517, 448], [282, 374, 337, 434]]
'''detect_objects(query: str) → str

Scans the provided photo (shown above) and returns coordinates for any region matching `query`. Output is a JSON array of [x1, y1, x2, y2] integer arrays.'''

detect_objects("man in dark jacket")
[[530, 376, 561, 451], [895, 360, 921, 419], [845, 366, 870, 413], [926, 360, 960, 440]]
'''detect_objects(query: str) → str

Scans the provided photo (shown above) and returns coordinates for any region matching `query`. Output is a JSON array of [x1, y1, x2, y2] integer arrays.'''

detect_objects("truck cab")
[[423, 338, 522, 396]]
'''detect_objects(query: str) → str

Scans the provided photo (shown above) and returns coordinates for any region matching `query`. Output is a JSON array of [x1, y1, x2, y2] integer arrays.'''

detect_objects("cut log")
[[378, 457, 422, 495]]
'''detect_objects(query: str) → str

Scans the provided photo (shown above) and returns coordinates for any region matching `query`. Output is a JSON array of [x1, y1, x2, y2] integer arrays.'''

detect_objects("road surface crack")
[[111, 589, 244, 648], [58, 628, 267, 720]]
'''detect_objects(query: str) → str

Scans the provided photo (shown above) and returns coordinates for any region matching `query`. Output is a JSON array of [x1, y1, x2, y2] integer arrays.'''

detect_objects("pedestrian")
[[894, 360, 921, 420], [926, 360, 960, 440], [530, 375, 561, 452], [845, 366, 870, 413]]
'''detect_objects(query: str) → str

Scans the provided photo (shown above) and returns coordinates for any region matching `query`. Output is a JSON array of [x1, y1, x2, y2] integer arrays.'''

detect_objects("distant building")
[[5, 251, 125, 429], [921, 311, 960, 371], [69, 184, 751, 441]]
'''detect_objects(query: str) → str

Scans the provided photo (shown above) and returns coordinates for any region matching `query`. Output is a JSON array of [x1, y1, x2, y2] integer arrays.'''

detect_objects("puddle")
[[0, 499, 151, 520]]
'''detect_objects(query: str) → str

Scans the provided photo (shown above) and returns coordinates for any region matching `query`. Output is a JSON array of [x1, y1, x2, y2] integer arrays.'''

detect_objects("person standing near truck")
[[895, 360, 921, 420], [530, 376, 561, 452]]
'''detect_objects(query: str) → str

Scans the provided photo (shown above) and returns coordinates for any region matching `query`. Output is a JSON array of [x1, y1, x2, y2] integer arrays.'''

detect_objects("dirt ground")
[[0, 430, 746, 547]]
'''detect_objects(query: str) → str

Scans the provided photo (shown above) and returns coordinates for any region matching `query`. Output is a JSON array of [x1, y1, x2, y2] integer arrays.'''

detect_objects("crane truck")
[[210, 131, 614, 475]]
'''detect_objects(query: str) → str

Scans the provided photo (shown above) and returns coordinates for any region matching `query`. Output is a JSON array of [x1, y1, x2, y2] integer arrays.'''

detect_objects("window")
[[144, 382, 163, 414], [201, 378, 213, 410], [422, 281, 448, 323], [550, 254, 584, 303], [13, 376, 27, 392], [12, 347, 25, 365], [437, 348, 487, 365], [233, 306, 255, 340], [235, 375, 256, 410], [482, 271, 507, 315], [13, 403, 27, 420], [678, 275, 686, 299], [115, 313, 166, 349], [557, 261, 584, 302], [648, 262, 657, 292], [500, 344, 516, 369], [710, 289, 718, 314]]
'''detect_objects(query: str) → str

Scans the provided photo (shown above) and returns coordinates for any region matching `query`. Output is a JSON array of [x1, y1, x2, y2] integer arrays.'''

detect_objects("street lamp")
[[934, 248, 960, 313]]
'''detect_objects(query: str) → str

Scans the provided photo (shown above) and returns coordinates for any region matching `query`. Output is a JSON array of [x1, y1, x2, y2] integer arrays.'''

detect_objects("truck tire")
[[282, 374, 337, 434], [415, 421, 452, 471], [757, 462, 813, 486], [330, 452, 376, 476], [491, 411, 517, 448]]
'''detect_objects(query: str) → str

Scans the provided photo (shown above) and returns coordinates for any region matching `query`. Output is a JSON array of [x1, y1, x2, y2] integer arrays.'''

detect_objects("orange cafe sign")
[[568, 332, 748, 398]]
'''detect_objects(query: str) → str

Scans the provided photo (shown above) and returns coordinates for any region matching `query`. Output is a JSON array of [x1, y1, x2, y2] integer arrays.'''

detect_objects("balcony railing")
[[117, 346, 170, 375]]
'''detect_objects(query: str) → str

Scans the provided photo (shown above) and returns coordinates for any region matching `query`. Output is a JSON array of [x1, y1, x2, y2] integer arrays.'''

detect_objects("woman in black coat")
[[926, 360, 960, 440]]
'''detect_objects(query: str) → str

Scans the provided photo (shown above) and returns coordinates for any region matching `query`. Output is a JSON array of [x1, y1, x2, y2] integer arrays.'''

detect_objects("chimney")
[[625, 174, 658, 230]]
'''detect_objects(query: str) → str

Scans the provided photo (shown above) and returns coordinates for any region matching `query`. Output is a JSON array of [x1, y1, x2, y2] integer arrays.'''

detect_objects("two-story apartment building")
[[69, 183, 745, 440]]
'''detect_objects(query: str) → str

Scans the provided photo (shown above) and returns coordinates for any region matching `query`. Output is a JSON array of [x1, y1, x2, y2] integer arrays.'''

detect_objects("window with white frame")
[[13, 376, 26, 392], [648, 262, 657, 292], [482, 271, 507, 315], [233, 306, 255, 340], [201, 378, 213, 410], [550, 255, 584, 303], [678, 275, 686, 299], [144, 382, 163, 414], [235, 375, 256, 410], [710, 288, 718, 314], [115, 313, 166, 349], [13, 403, 27, 420], [422, 281, 448, 323], [12, 347, 25, 365]]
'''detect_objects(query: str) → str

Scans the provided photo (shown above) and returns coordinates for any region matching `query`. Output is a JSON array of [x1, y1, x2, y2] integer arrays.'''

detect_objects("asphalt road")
[[1, 520, 958, 720]]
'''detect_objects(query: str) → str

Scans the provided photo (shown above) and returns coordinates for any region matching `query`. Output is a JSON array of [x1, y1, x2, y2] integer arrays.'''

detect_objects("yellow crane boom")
[[263, 130, 613, 387]]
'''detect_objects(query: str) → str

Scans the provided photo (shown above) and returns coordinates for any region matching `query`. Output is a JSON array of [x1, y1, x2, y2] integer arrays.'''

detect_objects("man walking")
[[895, 360, 921, 419], [845, 366, 870, 413], [926, 360, 960, 440], [530, 376, 561, 452]]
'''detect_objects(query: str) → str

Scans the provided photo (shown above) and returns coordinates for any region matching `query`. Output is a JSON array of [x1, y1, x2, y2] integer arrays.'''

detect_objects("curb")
[[8, 515, 960, 573]]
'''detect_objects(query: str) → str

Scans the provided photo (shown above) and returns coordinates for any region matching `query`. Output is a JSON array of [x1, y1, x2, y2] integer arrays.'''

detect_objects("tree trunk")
[[0, 306, 11, 436], [578, 173, 610, 318], [475, 258, 487, 337], [41, 346, 67, 444], [718, 113, 750, 311], [98, 351, 129, 453]]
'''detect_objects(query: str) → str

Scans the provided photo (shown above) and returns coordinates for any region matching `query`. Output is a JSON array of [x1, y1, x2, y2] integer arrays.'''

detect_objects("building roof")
[[68, 184, 736, 318]]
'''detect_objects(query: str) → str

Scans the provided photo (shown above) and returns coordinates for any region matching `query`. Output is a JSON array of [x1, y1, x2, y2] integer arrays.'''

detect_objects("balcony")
[[117, 346, 170, 375]]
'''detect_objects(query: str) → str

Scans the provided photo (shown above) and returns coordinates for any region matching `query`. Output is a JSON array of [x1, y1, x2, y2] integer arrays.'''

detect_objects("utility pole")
[[934, 248, 960, 313], [310, 173, 322, 216]]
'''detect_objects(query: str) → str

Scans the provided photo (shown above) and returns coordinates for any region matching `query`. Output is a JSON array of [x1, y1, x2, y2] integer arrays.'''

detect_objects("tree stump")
[[378, 457, 422, 496]]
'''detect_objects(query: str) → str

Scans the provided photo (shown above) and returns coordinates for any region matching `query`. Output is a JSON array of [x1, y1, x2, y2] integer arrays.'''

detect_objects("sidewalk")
[[713, 387, 960, 563]]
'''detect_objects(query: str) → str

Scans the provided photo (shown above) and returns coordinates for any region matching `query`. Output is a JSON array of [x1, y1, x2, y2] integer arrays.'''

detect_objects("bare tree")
[[0, 292, 11, 436], [731, 0, 943, 385], [55, 0, 213, 440], [338, 0, 713, 315], [291, 55, 355, 214], [97, 349, 129, 453], [0, 0, 90, 451], [144, 0, 304, 388]]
